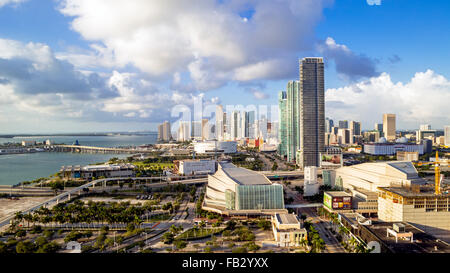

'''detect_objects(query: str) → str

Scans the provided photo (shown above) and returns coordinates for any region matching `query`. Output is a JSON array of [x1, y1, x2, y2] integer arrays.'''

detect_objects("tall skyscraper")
[[445, 126, 450, 146], [374, 123, 383, 132], [278, 91, 288, 157], [383, 114, 396, 141], [349, 121, 361, 136], [230, 111, 240, 140], [246, 111, 256, 139], [158, 121, 172, 142], [191, 120, 202, 140], [286, 80, 301, 162], [299, 57, 325, 169], [177, 121, 191, 142], [338, 120, 348, 129], [215, 105, 224, 141], [325, 118, 334, 133]]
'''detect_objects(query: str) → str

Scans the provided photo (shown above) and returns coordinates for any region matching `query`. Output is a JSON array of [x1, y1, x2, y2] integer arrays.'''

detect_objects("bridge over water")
[[46, 145, 154, 154]]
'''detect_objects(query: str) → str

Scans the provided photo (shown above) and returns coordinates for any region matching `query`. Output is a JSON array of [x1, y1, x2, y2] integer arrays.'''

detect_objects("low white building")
[[303, 166, 319, 197], [176, 160, 216, 175], [363, 138, 424, 155], [271, 213, 307, 247], [60, 163, 136, 179]]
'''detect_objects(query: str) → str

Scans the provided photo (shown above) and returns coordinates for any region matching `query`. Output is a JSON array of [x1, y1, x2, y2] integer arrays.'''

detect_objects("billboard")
[[320, 153, 343, 168]]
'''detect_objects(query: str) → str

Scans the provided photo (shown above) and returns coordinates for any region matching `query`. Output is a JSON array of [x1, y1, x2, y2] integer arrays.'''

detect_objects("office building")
[[203, 162, 287, 216], [338, 120, 348, 129], [363, 131, 380, 143], [286, 81, 301, 162], [216, 105, 224, 141], [375, 123, 383, 133], [299, 57, 325, 169], [278, 91, 288, 157], [191, 120, 203, 140], [383, 114, 396, 141], [349, 121, 361, 136], [338, 128, 352, 145], [271, 213, 307, 247], [378, 187, 450, 243], [445, 126, 450, 146], [325, 118, 334, 133], [157, 121, 172, 142], [422, 139, 433, 154]]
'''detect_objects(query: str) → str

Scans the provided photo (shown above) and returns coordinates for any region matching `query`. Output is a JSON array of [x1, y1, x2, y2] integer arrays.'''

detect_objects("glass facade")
[[278, 91, 287, 157], [236, 184, 284, 210], [225, 189, 236, 210]]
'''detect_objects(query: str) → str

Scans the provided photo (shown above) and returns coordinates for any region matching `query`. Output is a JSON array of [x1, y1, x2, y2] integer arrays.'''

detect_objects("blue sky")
[[0, 0, 448, 133]]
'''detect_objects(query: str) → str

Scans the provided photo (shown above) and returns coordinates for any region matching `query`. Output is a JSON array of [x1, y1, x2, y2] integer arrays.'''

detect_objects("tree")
[[15, 229, 27, 238], [257, 220, 271, 231], [174, 240, 187, 250], [271, 162, 278, 172], [16, 241, 36, 253]]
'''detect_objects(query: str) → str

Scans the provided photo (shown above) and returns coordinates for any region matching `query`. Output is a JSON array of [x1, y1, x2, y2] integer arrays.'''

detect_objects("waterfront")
[[0, 135, 157, 186]]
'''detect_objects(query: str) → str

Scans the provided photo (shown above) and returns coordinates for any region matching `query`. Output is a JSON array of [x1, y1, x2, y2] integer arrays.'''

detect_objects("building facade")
[[383, 114, 396, 141], [286, 81, 301, 162], [203, 162, 286, 215], [299, 57, 325, 169]]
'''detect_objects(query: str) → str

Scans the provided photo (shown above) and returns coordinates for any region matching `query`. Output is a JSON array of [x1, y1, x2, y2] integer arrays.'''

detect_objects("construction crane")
[[416, 151, 445, 195]]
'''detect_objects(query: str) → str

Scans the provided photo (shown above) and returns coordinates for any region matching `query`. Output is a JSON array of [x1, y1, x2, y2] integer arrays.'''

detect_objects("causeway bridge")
[[45, 145, 154, 154]]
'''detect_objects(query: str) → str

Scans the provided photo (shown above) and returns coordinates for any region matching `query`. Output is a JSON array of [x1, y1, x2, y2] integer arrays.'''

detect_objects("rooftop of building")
[[363, 221, 450, 253], [218, 162, 272, 186], [275, 213, 300, 225], [378, 186, 450, 198], [60, 163, 135, 172], [324, 191, 353, 197]]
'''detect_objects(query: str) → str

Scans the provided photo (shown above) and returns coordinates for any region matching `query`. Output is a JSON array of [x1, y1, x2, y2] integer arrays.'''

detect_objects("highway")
[[0, 176, 207, 230]]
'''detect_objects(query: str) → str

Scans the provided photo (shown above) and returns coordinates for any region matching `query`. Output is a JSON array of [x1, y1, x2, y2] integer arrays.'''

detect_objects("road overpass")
[[0, 176, 207, 229]]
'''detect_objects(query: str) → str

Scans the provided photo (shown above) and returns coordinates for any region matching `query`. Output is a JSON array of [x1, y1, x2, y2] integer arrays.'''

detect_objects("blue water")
[[0, 135, 157, 185]]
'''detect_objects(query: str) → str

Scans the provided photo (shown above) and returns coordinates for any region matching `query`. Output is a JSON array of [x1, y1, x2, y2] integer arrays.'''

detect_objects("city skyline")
[[0, 0, 449, 134]]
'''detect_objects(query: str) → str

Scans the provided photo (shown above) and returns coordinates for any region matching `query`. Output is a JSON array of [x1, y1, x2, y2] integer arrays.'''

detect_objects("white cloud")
[[58, 0, 333, 89], [326, 70, 450, 129], [318, 37, 379, 80], [0, 0, 27, 8]]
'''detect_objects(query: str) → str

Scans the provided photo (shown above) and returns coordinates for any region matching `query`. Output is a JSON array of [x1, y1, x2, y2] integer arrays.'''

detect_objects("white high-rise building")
[[383, 114, 396, 141], [445, 126, 450, 146], [215, 105, 224, 141], [177, 121, 191, 142]]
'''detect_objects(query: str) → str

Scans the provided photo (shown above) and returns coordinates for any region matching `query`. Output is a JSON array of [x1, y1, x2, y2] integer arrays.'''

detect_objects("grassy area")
[[133, 162, 174, 170], [176, 227, 224, 240]]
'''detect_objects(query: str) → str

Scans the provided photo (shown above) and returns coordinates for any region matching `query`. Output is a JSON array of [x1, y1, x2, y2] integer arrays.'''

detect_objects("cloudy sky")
[[0, 0, 449, 133]]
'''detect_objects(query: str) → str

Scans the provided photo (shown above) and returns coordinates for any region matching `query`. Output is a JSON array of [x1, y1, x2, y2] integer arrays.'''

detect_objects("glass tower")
[[299, 57, 325, 169]]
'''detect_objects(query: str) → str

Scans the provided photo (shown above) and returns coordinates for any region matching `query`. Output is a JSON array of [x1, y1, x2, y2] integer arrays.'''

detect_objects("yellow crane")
[[416, 151, 445, 195]]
